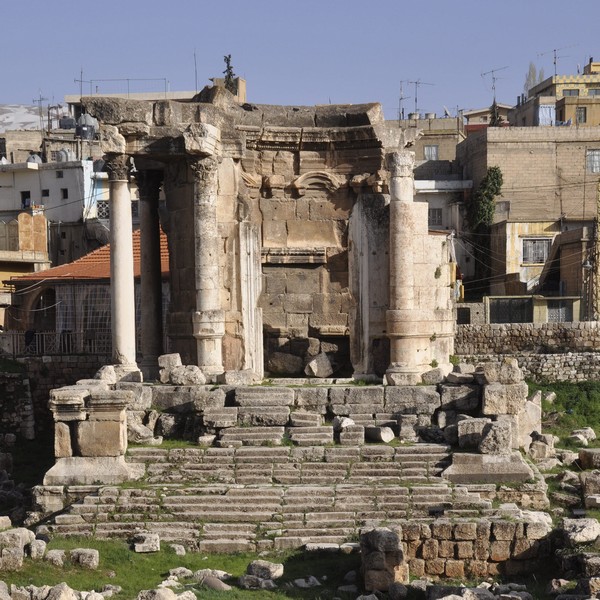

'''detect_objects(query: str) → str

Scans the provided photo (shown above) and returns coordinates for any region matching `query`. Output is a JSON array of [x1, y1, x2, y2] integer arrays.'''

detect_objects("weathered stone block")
[[439, 384, 480, 411], [479, 421, 512, 455], [75, 420, 124, 457], [54, 422, 72, 458], [70, 548, 99, 569], [457, 418, 491, 449], [482, 382, 529, 415], [385, 386, 440, 415], [453, 522, 477, 540], [445, 559, 465, 579], [489, 540, 511, 561]]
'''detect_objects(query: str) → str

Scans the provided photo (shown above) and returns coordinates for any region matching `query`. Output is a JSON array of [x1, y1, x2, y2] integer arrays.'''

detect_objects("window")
[[587, 149, 600, 173], [589, 89, 600, 96], [20, 191, 31, 209], [563, 89, 580, 96], [56, 171, 63, 179], [428, 208, 443, 227], [61, 188, 68, 200], [522, 238, 551, 264], [424, 145, 439, 161], [41, 189, 49, 197], [576, 107, 587, 124]]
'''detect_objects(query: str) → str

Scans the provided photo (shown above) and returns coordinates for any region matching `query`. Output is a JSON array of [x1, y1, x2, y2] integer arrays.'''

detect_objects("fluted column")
[[106, 154, 137, 367], [191, 157, 225, 376], [136, 169, 164, 379], [385, 150, 425, 385]]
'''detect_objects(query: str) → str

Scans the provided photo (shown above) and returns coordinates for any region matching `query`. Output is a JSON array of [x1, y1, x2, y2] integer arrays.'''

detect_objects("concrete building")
[[457, 126, 600, 305], [509, 58, 600, 127]]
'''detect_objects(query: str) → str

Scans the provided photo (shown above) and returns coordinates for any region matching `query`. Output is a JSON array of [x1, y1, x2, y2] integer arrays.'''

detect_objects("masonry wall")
[[456, 322, 600, 382], [396, 518, 551, 580], [18, 355, 107, 434], [457, 127, 600, 223]]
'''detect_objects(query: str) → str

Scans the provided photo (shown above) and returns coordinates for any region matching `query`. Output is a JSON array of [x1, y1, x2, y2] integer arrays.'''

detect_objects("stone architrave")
[[105, 153, 137, 368], [191, 157, 225, 377]]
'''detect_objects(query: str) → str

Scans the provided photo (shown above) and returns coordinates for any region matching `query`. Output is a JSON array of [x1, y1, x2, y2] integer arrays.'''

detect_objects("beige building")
[[510, 58, 600, 127], [457, 126, 600, 298]]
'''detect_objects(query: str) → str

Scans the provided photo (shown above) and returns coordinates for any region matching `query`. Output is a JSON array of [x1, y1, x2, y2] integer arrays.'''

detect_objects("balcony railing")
[[0, 331, 111, 356]]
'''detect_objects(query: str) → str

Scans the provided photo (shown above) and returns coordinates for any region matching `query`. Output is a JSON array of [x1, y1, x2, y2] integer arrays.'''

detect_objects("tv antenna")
[[32, 92, 47, 131], [538, 45, 577, 76], [398, 81, 411, 121], [74, 68, 93, 99], [481, 66, 508, 100], [408, 79, 434, 115]]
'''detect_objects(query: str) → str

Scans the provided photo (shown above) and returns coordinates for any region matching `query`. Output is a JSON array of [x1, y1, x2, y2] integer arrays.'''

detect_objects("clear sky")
[[3, 0, 600, 119]]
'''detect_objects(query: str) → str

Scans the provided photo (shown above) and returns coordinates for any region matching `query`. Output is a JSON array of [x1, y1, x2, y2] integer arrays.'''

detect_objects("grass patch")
[[1, 538, 361, 599], [528, 380, 600, 445]]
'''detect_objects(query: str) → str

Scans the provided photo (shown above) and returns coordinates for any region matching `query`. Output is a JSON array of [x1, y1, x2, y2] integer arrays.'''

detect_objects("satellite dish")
[[443, 105, 451, 118]]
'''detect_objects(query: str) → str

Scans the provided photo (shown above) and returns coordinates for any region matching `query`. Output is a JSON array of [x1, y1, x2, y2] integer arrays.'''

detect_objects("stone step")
[[218, 427, 285, 446], [234, 387, 295, 407]]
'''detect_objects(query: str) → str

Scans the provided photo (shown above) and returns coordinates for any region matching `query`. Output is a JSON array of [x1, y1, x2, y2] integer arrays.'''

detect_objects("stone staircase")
[[43, 443, 497, 551]]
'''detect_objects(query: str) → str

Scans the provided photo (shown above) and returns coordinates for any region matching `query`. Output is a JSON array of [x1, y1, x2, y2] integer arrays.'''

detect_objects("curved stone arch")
[[290, 170, 347, 197]]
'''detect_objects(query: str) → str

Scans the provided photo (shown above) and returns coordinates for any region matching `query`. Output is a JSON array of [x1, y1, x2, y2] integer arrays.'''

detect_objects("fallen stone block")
[[70, 548, 99, 569], [365, 426, 395, 443], [132, 533, 160, 553]]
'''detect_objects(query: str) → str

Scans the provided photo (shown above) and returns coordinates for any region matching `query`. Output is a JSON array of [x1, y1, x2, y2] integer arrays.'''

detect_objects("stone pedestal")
[[45, 386, 141, 485]]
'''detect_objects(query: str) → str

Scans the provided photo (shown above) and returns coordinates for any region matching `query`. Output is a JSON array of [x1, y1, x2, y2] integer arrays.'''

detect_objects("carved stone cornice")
[[290, 170, 347, 196], [105, 154, 130, 181]]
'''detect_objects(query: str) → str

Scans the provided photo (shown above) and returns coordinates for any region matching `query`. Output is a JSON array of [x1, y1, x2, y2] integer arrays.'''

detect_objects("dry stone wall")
[[456, 322, 600, 383]]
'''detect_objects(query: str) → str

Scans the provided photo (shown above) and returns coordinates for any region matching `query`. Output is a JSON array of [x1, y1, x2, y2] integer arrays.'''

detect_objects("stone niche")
[[44, 384, 143, 485]]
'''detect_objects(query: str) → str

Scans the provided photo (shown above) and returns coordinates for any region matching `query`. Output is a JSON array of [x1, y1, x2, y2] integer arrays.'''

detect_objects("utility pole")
[[32, 92, 47, 131], [593, 179, 600, 319]]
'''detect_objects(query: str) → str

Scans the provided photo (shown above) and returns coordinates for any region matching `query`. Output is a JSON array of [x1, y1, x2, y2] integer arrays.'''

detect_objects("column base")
[[113, 364, 143, 383], [385, 365, 423, 386], [140, 357, 160, 382], [43, 456, 145, 485]]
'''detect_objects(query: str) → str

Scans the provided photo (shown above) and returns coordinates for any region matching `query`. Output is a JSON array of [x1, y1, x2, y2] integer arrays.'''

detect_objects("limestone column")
[[136, 169, 164, 379], [385, 150, 426, 385], [191, 157, 225, 376], [106, 154, 137, 367]]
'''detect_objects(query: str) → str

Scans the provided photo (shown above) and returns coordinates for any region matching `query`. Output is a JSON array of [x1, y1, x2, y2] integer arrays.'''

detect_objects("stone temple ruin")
[[29, 89, 554, 590]]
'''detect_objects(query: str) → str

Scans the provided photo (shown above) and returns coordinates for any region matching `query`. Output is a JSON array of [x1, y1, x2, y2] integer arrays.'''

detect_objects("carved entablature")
[[350, 171, 388, 194], [261, 247, 327, 264], [290, 170, 347, 197]]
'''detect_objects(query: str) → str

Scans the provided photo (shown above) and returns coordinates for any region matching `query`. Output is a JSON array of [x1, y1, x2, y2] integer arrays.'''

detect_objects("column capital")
[[105, 154, 130, 181], [190, 156, 219, 186], [134, 169, 163, 201], [386, 151, 414, 178]]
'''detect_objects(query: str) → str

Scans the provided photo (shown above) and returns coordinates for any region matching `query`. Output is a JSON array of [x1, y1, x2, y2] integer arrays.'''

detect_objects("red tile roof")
[[9, 229, 169, 283]]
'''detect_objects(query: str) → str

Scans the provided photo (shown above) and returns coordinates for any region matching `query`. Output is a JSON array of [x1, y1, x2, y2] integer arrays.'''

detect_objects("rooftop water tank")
[[59, 116, 76, 129], [26, 154, 43, 164], [76, 113, 98, 140]]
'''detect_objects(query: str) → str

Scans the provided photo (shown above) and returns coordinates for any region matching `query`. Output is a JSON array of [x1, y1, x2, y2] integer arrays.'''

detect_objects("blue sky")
[[3, 0, 600, 118]]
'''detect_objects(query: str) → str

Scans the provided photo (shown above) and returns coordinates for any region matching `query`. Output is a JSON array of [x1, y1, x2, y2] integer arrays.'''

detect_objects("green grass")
[[528, 380, 600, 445], [1, 538, 361, 599]]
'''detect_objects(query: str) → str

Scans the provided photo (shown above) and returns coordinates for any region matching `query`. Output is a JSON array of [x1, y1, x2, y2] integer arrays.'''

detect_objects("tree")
[[223, 55, 236, 94], [489, 100, 504, 127], [523, 62, 545, 96]]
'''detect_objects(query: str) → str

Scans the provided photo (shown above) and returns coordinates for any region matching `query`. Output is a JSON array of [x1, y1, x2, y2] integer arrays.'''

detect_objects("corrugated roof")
[[9, 229, 169, 283]]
